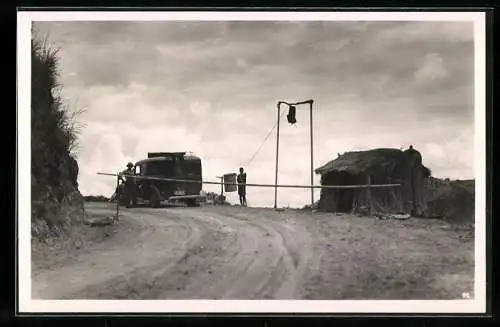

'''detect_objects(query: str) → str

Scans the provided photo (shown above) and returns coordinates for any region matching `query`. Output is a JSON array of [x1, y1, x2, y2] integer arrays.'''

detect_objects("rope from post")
[[243, 110, 286, 167]]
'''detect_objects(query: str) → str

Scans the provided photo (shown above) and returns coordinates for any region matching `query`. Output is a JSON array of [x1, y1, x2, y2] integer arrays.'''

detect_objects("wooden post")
[[220, 177, 224, 205], [274, 103, 281, 209], [216, 176, 223, 205], [351, 189, 357, 215], [309, 100, 314, 208], [116, 173, 120, 219], [410, 167, 416, 216], [399, 187, 404, 213], [366, 175, 372, 217]]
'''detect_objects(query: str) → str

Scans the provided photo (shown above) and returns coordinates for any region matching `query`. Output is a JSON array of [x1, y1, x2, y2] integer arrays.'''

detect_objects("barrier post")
[[275, 99, 315, 209], [274, 103, 281, 209], [216, 176, 224, 205], [366, 175, 372, 216], [309, 100, 314, 207], [116, 173, 120, 220]]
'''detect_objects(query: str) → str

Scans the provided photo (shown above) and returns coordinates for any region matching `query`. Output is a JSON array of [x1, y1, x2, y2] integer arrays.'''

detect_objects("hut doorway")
[[336, 172, 357, 213]]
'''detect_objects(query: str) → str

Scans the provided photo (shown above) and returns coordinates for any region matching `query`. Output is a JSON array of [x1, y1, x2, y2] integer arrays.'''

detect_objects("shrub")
[[423, 178, 475, 223], [83, 195, 110, 202]]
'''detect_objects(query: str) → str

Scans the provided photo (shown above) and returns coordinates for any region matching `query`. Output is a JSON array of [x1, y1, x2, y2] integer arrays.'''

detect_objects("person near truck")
[[237, 167, 247, 207], [118, 162, 136, 207]]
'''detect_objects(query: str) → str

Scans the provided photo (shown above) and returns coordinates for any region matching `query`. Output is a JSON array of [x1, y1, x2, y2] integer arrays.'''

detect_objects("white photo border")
[[17, 10, 487, 314]]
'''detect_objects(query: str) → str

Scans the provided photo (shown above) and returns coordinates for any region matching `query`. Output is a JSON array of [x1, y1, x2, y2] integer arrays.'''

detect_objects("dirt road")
[[32, 203, 474, 300]]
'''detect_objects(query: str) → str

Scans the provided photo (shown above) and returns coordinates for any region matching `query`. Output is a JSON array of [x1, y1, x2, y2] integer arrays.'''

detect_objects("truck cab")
[[122, 152, 204, 207]]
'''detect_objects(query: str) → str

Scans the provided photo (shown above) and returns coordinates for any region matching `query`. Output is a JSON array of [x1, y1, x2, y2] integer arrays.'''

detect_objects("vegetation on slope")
[[31, 35, 86, 240], [423, 178, 475, 223]]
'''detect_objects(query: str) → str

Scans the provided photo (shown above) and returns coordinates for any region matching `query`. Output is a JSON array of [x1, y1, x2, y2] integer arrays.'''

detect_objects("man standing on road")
[[237, 167, 247, 207]]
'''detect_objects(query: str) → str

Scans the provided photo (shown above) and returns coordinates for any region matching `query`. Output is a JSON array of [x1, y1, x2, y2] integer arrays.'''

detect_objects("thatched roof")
[[315, 148, 431, 177]]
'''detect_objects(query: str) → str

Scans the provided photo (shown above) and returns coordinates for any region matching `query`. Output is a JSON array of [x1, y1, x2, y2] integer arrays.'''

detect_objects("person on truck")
[[118, 162, 136, 207], [119, 162, 135, 181], [237, 167, 247, 207]]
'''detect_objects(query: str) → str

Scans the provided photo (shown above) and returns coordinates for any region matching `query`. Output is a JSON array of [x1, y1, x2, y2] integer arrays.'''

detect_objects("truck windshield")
[[134, 165, 142, 175], [184, 160, 202, 178]]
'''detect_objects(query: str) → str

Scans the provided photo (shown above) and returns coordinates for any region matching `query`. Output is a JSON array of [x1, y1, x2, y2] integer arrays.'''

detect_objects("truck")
[[117, 152, 205, 207]]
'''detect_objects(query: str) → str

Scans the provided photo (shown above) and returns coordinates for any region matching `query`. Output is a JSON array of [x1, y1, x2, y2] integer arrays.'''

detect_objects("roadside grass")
[[196, 205, 474, 299], [31, 205, 121, 272], [302, 212, 474, 300]]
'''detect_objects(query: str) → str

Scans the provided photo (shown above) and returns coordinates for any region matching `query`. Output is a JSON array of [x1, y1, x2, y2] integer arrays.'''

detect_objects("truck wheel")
[[149, 185, 162, 208], [127, 197, 137, 208], [120, 193, 129, 207]]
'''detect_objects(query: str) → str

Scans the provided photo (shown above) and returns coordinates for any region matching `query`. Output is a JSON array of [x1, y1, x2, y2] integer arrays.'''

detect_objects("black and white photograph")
[[17, 10, 486, 313]]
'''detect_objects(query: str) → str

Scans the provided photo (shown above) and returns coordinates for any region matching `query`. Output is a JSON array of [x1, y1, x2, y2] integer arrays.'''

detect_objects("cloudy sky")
[[33, 19, 475, 208]]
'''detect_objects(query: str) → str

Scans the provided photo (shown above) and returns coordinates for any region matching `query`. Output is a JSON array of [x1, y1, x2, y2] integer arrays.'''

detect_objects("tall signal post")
[[274, 99, 315, 209]]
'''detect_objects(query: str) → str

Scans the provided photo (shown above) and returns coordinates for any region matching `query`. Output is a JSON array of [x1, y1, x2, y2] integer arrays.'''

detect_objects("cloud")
[[33, 20, 477, 207], [414, 53, 448, 84], [421, 127, 474, 178], [375, 21, 474, 45]]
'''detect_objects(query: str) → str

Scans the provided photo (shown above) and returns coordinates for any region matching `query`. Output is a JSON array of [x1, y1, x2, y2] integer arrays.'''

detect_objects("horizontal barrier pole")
[[97, 172, 401, 190]]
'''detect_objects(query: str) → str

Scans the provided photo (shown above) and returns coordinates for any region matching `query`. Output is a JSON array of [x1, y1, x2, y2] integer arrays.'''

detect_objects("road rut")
[[32, 204, 321, 299]]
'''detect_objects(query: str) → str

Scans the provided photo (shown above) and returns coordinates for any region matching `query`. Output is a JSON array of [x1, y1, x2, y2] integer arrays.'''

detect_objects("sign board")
[[223, 173, 237, 192]]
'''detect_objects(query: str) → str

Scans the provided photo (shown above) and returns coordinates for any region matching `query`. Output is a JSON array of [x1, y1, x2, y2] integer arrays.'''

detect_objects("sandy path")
[[31, 203, 474, 300], [32, 204, 321, 300]]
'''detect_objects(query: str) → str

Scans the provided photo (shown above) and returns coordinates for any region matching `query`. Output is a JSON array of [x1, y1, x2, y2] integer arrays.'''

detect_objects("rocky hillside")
[[31, 36, 86, 240]]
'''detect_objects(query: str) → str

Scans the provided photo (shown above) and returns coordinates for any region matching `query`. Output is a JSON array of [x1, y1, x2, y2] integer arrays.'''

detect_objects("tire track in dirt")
[[32, 205, 322, 300], [226, 209, 321, 299], [270, 217, 320, 299], [32, 207, 204, 299], [32, 204, 474, 300], [159, 207, 321, 299], [168, 210, 289, 299]]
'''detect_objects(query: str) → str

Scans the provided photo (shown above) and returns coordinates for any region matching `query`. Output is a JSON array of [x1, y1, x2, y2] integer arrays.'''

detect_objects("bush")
[[83, 195, 110, 202], [423, 179, 475, 223], [204, 192, 230, 205]]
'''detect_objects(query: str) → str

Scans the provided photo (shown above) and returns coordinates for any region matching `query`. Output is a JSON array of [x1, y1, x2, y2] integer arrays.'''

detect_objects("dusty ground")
[[31, 202, 474, 300]]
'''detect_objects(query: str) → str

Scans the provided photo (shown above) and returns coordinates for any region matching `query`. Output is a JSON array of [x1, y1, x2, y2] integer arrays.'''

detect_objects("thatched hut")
[[314, 146, 431, 216]]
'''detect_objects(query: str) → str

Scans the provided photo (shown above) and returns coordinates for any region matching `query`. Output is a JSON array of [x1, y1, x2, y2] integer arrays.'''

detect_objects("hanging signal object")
[[287, 105, 297, 125]]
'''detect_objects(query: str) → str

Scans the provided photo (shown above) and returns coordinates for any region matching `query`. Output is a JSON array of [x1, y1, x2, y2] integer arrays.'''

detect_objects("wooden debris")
[[84, 215, 118, 227]]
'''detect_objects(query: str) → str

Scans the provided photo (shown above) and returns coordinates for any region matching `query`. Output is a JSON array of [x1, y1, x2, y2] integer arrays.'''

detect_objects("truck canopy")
[[147, 152, 187, 159]]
